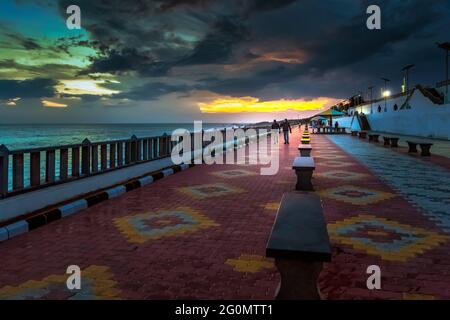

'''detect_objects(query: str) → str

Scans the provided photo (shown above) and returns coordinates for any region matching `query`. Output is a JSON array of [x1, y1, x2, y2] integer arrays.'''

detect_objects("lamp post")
[[381, 78, 390, 111], [437, 42, 450, 103], [401, 64, 415, 93], [368, 86, 374, 114]]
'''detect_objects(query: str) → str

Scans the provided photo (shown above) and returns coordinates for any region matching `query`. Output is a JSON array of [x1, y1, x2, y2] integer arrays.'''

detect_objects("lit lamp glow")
[[382, 90, 391, 97]]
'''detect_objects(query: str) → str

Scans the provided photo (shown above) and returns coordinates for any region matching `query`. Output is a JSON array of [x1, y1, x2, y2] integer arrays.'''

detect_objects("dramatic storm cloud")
[[0, 0, 449, 123]]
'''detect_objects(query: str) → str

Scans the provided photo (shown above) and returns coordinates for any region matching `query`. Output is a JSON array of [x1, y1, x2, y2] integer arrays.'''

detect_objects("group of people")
[[271, 119, 292, 144]]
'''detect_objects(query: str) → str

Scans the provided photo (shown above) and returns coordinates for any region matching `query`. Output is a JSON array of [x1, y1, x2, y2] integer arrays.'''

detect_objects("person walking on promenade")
[[271, 119, 280, 144], [282, 119, 292, 144]]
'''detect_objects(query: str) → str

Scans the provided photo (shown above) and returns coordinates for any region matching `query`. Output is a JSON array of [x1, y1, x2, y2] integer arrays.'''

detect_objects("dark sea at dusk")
[[0, 123, 239, 150]]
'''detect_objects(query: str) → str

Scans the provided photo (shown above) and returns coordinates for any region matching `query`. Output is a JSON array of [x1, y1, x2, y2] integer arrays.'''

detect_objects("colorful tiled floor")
[[0, 129, 449, 300]]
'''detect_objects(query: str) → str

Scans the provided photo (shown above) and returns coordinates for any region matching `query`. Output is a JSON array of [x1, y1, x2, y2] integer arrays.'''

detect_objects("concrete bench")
[[383, 136, 399, 147], [298, 144, 312, 157], [358, 131, 367, 139], [292, 157, 315, 191], [390, 137, 399, 148], [368, 134, 380, 143], [407, 141, 433, 156], [266, 192, 331, 300]]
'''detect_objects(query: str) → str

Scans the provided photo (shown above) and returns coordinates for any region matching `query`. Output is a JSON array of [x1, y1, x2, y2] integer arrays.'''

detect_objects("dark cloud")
[[9, 0, 450, 102], [178, 16, 249, 65], [0, 78, 57, 99], [3, 32, 42, 50], [116, 82, 193, 100], [84, 48, 170, 76]]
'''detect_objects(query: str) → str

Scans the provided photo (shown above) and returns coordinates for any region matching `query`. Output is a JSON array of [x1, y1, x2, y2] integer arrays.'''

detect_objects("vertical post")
[[109, 143, 116, 169], [101, 144, 107, 171], [91, 144, 99, 173], [72, 147, 80, 177], [158, 136, 165, 157], [147, 139, 152, 160], [136, 139, 142, 161], [152, 138, 158, 159], [125, 140, 132, 164], [130, 135, 137, 163], [81, 138, 91, 175], [142, 139, 148, 161], [12, 153, 24, 190], [0, 145, 10, 196], [117, 142, 123, 166], [30, 151, 41, 187], [46, 149, 56, 183], [60, 148, 68, 180]]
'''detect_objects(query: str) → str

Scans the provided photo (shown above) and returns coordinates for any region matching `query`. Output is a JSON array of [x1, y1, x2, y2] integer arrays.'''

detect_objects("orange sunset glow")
[[198, 96, 339, 113]]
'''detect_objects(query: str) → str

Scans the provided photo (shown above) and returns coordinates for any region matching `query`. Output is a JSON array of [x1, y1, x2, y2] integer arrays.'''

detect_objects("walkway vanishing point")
[[1, 128, 450, 300]]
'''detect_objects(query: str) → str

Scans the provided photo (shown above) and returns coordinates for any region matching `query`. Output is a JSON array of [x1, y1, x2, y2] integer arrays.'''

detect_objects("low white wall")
[[349, 90, 450, 139], [336, 116, 361, 131]]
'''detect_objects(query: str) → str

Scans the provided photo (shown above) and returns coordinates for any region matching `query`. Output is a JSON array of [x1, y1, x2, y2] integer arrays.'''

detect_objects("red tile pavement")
[[0, 128, 449, 300]]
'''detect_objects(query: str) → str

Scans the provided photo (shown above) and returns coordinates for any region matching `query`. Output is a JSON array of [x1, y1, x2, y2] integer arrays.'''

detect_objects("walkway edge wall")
[[0, 163, 193, 243]]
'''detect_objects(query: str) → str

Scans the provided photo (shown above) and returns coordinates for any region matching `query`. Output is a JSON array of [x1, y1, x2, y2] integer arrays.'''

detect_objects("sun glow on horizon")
[[56, 79, 120, 96], [41, 100, 68, 108], [198, 96, 339, 113]]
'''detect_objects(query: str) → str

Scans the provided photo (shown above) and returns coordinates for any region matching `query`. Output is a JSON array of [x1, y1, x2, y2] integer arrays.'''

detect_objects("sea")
[[0, 123, 238, 150]]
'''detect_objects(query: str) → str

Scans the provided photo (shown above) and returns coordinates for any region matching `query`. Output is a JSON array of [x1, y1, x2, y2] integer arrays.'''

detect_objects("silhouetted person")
[[271, 120, 280, 132], [282, 119, 292, 144]]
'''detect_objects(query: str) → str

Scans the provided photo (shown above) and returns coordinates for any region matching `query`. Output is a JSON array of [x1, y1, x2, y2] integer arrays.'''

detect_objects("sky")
[[0, 0, 449, 124]]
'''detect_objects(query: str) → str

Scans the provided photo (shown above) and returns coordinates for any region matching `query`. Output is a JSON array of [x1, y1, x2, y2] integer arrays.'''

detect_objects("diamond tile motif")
[[328, 215, 449, 261], [178, 183, 246, 199], [317, 170, 369, 181], [225, 255, 275, 273], [318, 185, 395, 205], [114, 207, 219, 243], [210, 169, 257, 179], [0, 266, 120, 300]]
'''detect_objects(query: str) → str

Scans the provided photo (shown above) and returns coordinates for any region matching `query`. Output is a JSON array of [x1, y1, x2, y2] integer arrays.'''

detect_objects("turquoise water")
[[0, 123, 231, 151]]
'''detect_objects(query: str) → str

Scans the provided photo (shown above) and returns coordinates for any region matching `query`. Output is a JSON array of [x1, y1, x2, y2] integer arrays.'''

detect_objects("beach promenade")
[[1, 129, 450, 300]]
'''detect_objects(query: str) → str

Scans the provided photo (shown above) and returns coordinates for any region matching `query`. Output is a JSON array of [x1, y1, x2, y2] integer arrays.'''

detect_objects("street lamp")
[[437, 42, 450, 103], [381, 78, 390, 110], [368, 86, 374, 114], [401, 64, 415, 93]]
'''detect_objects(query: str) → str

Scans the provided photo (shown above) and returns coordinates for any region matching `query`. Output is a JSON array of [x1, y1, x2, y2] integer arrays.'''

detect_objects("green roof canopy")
[[318, 109, 345, 116]]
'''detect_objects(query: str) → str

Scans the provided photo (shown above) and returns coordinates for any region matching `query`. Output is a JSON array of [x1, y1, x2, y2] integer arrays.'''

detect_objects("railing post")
[[60, 148, 68, 180], [142, 139, 148, 161], [46, 149, 56, 183], [152, 138, 158, 159], [91, 144, 99, 173], [30, 151, 41, 187], [125, 139, 132, 165], [82, 138, 91, 175], [0, 145, 9, 196], [136, 139, 142, 161], [12, 153, 24, 190], [117, 142, 124, 166], [146, 139, 152, 159], [72, 147, 80, 177], [109, 143, 116, 169], [131, 135, 137, 163], [101, 144, 107, 171]]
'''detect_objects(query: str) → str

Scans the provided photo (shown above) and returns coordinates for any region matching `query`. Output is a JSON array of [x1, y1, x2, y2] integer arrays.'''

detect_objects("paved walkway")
[[0, 129, 449, 300]]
